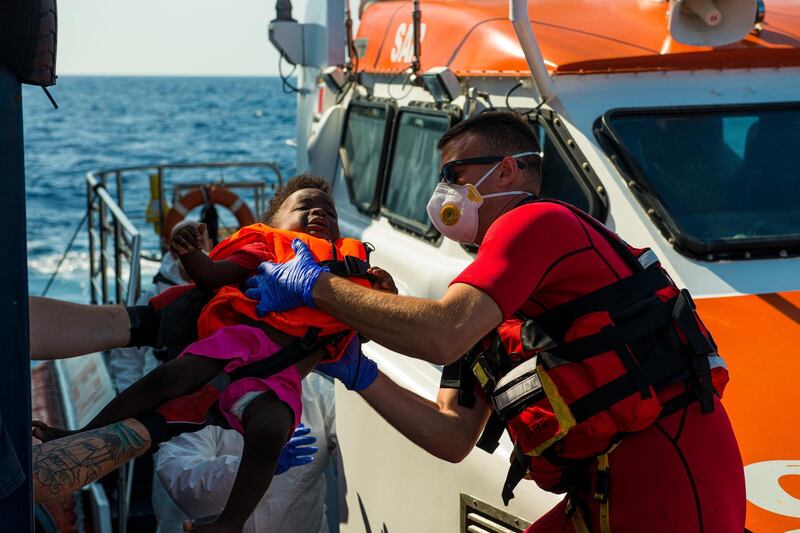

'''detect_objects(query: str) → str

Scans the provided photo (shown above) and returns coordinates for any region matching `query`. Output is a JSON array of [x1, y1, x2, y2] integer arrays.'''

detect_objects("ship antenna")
[[411, 0, 422, 76], [274, 0, 294, 22], [344, 1, 357, 73]]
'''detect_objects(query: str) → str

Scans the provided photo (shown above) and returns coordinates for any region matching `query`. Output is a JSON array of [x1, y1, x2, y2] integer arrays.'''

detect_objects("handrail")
[[87, 160, 284, 178], [86, 174, 142, 306], [509, 0, 555, 105], [85, 161, 282, 305]]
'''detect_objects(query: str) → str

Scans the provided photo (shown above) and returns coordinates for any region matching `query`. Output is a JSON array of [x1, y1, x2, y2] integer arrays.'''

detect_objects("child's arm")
[[171, 223, 250, 290]]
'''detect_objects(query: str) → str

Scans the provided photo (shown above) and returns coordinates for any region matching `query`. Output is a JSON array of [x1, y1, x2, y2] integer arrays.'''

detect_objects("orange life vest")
[[453, 201, 728, 503], [196, 224, 372, 361]]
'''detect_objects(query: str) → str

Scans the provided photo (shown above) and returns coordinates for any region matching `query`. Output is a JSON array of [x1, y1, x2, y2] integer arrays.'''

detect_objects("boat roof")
[[357, 0, 800, 76]]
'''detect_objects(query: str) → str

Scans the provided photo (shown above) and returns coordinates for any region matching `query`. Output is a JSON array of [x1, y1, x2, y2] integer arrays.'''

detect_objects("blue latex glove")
[[274, 424, 318, 475], [316, 335, 378, 391], [245, 239, 329, 316]]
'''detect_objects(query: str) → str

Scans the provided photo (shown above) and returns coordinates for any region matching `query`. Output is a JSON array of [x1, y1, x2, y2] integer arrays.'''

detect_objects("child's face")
[[272, 188, 340, 241]]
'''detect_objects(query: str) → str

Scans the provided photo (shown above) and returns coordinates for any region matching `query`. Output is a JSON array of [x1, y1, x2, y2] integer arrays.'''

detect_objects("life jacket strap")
[[594, 451, 613, 533], [501, 443, 531, 506], [476, 412, 506, 454], [320, 255, 371, 278], [568, 344, 689, 424], [671, 290, 716, 414], [226, 326, 324, 383], [658, 387, 702, 419], [601, 324, 652, 400], [440, 355, 479, 409], [533, 265, 671, 343]]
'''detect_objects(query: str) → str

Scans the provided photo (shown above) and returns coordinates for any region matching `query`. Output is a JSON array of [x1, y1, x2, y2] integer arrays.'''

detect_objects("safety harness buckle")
[[593, 469, 610, 503], [320, 256, 371, 278]]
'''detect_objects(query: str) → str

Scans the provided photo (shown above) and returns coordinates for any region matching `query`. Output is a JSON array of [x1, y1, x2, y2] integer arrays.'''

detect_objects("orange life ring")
[[161, 186, 256, 242]]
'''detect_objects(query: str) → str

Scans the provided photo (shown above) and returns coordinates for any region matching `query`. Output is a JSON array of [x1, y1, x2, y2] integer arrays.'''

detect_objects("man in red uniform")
[[249, 112, 746, 531]]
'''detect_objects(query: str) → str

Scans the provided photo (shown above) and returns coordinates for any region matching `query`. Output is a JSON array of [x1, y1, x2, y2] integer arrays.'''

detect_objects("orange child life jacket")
[[196, 224, 372, 362]]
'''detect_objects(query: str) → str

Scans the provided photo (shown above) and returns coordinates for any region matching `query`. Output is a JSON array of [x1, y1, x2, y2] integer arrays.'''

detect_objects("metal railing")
[[86, 161, 282, 306], [86, 173, 142, 305]]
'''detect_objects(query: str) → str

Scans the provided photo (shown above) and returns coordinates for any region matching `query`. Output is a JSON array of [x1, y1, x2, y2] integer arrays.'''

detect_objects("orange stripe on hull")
[[696, 291, 800, 533]]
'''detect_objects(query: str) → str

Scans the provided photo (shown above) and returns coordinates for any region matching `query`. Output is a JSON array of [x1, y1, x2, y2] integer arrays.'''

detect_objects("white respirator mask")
[[426, 151, 539, 244]]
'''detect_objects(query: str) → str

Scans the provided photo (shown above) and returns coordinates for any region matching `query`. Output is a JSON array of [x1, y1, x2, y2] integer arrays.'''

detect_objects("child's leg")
[[33, 354, 227, 442], [185, 392, 294, 533]]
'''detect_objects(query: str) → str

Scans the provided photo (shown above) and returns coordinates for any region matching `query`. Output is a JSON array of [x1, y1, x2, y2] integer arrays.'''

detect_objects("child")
[[33, 174, 394, 533]]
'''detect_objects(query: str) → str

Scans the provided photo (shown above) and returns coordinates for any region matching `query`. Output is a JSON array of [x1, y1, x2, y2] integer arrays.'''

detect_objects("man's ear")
[[496, 156, 520, 189]]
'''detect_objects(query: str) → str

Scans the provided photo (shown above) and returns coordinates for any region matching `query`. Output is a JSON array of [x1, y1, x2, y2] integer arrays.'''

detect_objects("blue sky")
[[59, 0, 309, 76]]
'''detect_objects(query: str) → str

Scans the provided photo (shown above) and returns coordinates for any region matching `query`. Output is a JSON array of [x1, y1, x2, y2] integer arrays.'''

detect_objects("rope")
[[41, 209, 89, 297]]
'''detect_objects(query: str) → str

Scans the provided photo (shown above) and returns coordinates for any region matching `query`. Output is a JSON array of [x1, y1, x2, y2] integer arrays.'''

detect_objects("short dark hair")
[[437, 111, 539, 156], [265, 173, 332, 223]]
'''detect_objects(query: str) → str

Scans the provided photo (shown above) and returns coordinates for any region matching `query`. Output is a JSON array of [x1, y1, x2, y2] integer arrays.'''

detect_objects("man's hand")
[[244, 239, 329, 315], [171, 223, 207, 255], [316, 335, 378, 391], [274, 424, 318, 475]]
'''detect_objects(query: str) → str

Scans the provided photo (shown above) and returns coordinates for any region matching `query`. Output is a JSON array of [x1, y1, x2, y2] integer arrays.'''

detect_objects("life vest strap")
[[568, 344, 690, 424], [551, 293, 675, 363], [671, 290, 716, 413], [440, 354, 478, 409], [502, 443, 531, 505], [658, 387, 700, 419], [226, 327, 325, 383], [602, 324, 652, 400], [476, 412, 506, 454], [320, 255, 371, 278], [532, 265, 672, 342]]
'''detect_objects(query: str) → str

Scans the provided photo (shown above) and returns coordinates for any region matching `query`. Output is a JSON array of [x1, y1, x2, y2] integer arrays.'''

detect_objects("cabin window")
[[600, 104, 800, 259], [382, 109, 452, 237], [532, 122, 596, 215], [340, 101, 395, 215]]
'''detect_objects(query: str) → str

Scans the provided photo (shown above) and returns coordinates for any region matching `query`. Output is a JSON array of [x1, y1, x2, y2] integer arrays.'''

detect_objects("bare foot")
[[32, 420, 78, 442], [183, 518, 242, 533]]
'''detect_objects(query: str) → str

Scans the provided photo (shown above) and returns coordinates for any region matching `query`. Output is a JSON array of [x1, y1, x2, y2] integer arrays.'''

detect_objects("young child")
[[33, 174, 394, 533]]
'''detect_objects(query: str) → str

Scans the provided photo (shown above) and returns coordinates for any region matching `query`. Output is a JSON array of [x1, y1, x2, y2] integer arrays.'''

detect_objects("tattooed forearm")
[[33, 418, 151, 502]]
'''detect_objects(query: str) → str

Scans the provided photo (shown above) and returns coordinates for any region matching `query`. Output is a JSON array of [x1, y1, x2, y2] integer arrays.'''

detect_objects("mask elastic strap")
[[473, 162, 502, 190], [473, 151, 542, 191], [482, 191, 535, 199]]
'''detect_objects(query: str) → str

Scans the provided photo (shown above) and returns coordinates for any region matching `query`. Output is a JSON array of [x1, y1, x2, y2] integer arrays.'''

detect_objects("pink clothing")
[[179, 324, 302, 434]]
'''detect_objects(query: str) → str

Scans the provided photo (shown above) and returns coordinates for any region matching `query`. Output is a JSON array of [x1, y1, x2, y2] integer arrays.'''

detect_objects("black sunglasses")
[[439, 154, 537, 184]]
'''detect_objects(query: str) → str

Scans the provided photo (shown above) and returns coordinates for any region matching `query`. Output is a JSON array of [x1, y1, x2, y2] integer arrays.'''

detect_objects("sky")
[[58, 0, 310, 76]]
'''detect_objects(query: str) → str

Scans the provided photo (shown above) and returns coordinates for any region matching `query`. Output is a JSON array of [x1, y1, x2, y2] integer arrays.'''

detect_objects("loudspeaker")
[[668, 0, 757, 47]]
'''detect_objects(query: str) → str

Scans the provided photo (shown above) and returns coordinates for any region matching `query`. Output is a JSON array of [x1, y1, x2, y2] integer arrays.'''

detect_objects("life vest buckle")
[[320, 256, 371, 278], [593, 469, 610, 503]]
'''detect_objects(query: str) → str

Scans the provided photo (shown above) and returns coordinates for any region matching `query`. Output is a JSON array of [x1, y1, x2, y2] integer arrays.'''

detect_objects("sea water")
[[22, 76, 297, 302]]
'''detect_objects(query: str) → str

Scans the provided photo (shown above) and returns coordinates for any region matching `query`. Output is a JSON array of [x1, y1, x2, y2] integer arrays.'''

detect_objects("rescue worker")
[[247, 111, 746, 532]]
